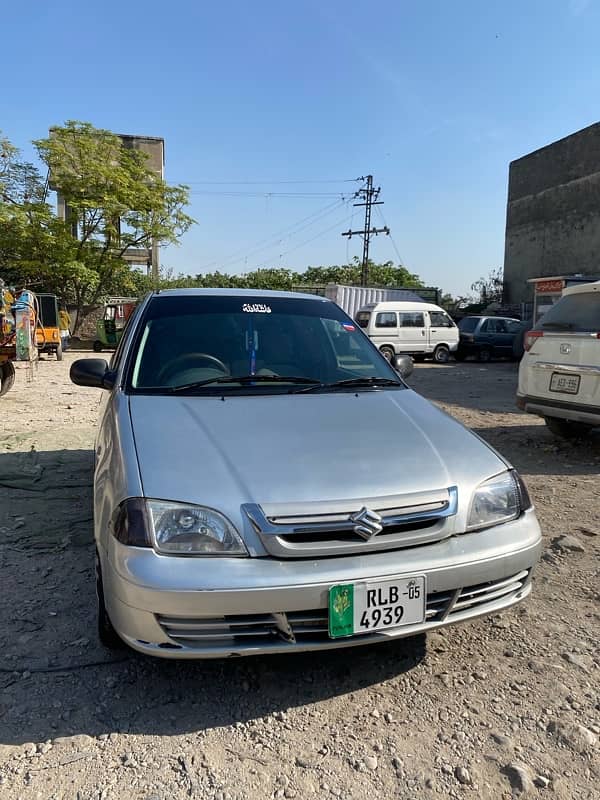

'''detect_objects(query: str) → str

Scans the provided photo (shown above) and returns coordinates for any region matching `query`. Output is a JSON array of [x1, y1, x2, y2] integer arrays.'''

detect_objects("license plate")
[[328, 576, 426, 638], [550, 372, 580, 394]]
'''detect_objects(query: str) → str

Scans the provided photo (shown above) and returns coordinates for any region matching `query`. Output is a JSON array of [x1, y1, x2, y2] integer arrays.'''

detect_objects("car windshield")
[[458, 317, 479, 333], [537, 291, 600, 333], [127, 294, 403, 394]]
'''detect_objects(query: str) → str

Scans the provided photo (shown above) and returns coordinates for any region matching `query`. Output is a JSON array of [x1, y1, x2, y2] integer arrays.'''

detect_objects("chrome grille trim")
[[155, 569, 531, 649], [243, 487, 458, 558]]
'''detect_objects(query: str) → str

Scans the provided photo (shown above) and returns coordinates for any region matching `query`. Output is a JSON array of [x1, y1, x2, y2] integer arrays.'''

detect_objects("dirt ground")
[[0, 353, 598, 800]]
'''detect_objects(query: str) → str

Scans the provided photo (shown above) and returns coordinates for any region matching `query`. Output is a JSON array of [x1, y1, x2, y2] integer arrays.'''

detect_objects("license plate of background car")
[[549, 372, 580, 394], [328, 576, 426, 638]]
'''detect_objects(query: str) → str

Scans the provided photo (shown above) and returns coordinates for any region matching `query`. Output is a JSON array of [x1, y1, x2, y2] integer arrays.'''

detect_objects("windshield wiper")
[[168, 374, 321, 393], [541, 321, 575, 330], [294, 376, 402, 394]]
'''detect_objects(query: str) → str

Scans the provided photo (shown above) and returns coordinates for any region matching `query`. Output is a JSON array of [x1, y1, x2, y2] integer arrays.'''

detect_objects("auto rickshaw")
[[35, 293, 63, 360], [93, 298, 138, 352]]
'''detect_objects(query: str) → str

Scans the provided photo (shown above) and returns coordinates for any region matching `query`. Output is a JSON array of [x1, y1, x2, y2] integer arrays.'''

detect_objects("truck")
[[293, 283, 440, 320]]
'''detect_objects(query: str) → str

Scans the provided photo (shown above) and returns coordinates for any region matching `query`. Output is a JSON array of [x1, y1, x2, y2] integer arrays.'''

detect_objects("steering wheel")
[[158, 353, 230, 384]]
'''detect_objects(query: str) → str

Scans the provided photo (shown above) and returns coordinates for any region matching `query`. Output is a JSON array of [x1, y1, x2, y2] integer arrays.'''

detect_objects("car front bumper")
[[102, 509, 542, 658]]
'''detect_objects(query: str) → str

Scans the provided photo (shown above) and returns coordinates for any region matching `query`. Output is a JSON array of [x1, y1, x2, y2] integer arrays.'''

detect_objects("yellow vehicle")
[[35, 293, 63, 360]]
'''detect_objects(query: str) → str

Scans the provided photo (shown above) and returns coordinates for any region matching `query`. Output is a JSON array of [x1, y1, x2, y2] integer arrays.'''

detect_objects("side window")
[[375, 312, 398, 328], [480, 319, 491, 333], [399, 312, 425, 328], [429, 311, 454, 328], [495, 319, 508, 334], [355, 311, 371, 329], [506, 320, 521, 334]]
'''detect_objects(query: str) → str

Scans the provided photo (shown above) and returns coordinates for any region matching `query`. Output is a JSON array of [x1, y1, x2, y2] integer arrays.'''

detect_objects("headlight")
[[467, 470, 531, 531], [148, 501, 247, 555], [111, 498, 247, 555]]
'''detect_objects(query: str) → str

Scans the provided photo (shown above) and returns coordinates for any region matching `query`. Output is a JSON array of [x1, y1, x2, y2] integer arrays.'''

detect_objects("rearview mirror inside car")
[[70, 358, 115, 390], [393, 354, 414, 379]]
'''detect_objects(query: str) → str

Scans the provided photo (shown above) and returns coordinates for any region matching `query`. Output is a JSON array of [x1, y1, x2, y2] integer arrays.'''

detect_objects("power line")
[[375, 205, 405, 265], [175, 178, 363, 185], [189, 190, 351, 198], [199, 198, 348, 272], [252, 207, 354, 270]]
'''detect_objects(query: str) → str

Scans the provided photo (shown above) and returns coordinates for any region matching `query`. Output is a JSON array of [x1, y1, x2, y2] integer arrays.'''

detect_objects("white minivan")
[[355, 301, 459, 363], [517, 280, 600, 438]]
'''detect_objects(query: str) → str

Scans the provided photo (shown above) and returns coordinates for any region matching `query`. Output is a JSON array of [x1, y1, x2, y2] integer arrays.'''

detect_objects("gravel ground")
[[0, 353, 598, 800]]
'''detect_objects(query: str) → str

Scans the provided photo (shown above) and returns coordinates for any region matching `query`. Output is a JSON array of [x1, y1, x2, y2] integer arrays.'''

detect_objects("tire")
[[93, 340, 103, 353], [544, 416, 593, 439], [379, 346, 395, 363], [96, 551, 125, 650], [56, 342, 63, 361], [0, 361, 16, 397], [478, 347, 492, 363], [433, 344, 450, 364]]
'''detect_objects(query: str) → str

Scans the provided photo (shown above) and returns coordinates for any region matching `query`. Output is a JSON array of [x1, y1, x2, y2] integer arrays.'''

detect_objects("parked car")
[[456, 316, 522, 362], [355, 301, 459, 363], [517, 281, 600, 438], [71, 289, 541, 659]]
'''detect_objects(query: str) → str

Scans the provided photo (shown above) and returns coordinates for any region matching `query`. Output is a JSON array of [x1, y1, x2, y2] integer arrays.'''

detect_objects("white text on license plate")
[[328, 576, 426, 638], [550, 372, 580, 394]]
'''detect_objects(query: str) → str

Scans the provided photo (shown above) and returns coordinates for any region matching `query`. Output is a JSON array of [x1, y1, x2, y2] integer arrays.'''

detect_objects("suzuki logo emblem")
[[350, 507, 383, 540], [560, 343, 571, 354]]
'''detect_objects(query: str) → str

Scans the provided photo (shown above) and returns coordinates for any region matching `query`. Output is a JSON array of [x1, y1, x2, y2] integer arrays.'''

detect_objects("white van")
[[355, 301, 459, 363]]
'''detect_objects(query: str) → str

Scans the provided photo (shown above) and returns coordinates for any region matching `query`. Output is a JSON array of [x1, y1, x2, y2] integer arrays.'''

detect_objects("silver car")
[[71, 289, 541, 659]]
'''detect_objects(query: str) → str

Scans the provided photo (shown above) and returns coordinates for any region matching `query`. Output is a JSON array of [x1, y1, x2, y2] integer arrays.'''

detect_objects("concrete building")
[[503, 121, 600, 305]]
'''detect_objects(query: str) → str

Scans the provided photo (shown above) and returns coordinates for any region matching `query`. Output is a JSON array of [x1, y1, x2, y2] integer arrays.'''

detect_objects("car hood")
[[129, 389, 506, 512]]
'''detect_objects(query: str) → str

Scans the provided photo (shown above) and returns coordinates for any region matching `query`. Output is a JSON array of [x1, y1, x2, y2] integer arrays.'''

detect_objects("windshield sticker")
[[342, 323, 356, 332], [242, 303, 272, 314]]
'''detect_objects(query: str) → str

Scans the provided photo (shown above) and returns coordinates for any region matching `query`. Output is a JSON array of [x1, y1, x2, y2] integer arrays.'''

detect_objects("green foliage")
[[471, 267, 503, 305]]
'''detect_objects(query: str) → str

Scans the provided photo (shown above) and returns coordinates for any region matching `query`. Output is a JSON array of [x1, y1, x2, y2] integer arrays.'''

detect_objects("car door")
[[371, 311, 398, 349], [397, 311, 427, 352], [428, 310, 457, 349]]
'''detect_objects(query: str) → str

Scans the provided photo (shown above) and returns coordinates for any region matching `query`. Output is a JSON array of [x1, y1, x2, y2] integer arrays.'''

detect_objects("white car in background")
[[517, 281, 600, 438]]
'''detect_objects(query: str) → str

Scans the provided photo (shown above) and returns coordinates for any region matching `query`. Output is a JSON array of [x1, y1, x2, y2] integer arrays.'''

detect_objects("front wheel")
[[433, 345, 450, 364], [544, 416, 593, 439], [0, 361, 16, 397], [379, 346, 395, 363], [478, 347, 492, 363]]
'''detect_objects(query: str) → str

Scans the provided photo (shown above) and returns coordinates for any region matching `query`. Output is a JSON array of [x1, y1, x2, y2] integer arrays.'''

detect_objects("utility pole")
[[341, 175, 389, 286]]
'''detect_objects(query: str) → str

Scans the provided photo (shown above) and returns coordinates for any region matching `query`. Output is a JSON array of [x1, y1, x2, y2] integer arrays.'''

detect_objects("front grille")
[[155, 570, 531, 649], [243, 487, 459, 558]]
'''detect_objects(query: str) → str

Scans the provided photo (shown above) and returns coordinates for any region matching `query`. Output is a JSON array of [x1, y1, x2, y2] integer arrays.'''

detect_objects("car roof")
[[360, 301, 445, 311], [562, 280, 600, 297], [152, 288, 330, 302], [462, 315, 520, 321]]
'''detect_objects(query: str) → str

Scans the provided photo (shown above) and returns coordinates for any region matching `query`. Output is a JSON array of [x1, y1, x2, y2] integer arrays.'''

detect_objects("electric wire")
[[200, 198, 348, 272], [375, 205, 405, 265], [176, 177, 363, 186], [251, 205, 355, 270]]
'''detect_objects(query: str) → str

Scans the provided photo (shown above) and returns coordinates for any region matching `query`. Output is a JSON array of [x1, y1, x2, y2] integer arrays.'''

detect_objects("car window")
[[480, 319, 492, 332], [506, 320, 522, 334], [355, 311, 371, 328], [399, 312, 424, 328], [127, 295, 401, 393], [459, 317, 479, 333], [536, 291, 600, 332], [429, 311, 454, 328], [375, 312, 397, 328]]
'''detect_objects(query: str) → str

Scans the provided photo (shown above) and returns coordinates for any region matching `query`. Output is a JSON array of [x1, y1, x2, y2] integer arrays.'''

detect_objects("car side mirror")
[[70, 358, 115, 390], [392, 354, 414, 379]]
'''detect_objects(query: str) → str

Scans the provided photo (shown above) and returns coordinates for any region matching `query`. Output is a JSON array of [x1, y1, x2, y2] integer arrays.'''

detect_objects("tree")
[[301, 257, 424, 288], [32, 121, 194, 328], [471, 267, 503, 306]]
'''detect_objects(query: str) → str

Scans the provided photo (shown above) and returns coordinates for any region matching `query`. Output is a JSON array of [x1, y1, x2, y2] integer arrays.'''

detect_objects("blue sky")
[[2, 0, 600, 296]]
